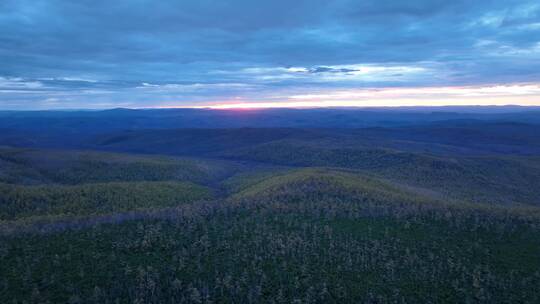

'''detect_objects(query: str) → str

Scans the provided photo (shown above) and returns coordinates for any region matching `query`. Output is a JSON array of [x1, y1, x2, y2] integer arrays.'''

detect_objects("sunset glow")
[[177, 83, 540, 109], [1, 1, 539, 109]]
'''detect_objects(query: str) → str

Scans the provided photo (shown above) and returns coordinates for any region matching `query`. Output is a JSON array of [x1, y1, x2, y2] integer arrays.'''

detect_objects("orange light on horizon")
[[156, 83, 540, 110]]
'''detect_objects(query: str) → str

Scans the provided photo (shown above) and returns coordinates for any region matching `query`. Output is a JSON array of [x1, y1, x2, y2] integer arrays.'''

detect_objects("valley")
[[1, 109, 540, 303]]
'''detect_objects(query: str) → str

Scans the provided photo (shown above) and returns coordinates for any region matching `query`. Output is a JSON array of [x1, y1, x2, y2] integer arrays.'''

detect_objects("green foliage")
[[0, 147, 237, 185], [2, 149, 540, 303], [224, 142, 540, 206], [231, 168, 422, 204], [2, 197, 539, 303], [220, 167, 294, 194], [0, 181, 212, 221]]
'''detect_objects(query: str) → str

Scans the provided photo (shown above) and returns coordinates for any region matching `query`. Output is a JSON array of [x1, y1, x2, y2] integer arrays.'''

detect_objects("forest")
[[1, 108, 540, 303]]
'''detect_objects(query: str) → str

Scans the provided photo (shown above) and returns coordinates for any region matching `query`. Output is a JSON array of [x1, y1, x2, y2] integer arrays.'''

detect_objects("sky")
[[1, 0, 540, 110]]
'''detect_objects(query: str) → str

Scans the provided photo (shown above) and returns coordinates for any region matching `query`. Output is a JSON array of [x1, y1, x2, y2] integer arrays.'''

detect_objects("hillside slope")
[[224, 143, 540, 206], [0, 181, 213, 222], [0, 146, 240, 185], [2, 167, 539, 303]]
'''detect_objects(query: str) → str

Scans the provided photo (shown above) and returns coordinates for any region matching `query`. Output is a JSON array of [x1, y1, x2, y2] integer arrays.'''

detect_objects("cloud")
[[0, 77, 43, 89], [0, 0, 539, 109]]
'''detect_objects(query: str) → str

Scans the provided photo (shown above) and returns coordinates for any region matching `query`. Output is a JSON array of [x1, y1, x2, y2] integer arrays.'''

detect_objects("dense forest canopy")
[[1, 108, 540, 303]]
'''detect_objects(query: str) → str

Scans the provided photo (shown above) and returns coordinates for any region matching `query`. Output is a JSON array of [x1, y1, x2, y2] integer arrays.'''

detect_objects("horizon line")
[[3, 104, 540, 112]]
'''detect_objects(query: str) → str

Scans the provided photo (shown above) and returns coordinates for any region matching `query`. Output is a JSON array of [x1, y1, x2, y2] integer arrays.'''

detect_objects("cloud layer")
[[1, 0, 540, 109]]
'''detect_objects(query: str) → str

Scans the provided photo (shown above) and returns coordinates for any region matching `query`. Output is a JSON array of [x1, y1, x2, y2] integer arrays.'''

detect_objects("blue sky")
[[1, 0, 540, 109]]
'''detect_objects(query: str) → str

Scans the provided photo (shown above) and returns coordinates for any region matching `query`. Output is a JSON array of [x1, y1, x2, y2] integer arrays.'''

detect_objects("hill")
[[2, 108, 540, 132], [73, 121, 540, 156], [0, 181, 212, 222], [2, 109, 540, 302], [224, 142, 540, 207], [2, 109, 540, 153], [2, 168, 539, 303], [0, 146, 240, 185]]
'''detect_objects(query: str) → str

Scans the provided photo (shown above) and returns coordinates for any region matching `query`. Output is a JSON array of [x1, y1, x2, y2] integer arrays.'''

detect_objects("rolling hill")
[[0, 146, 240, 185], [2, 109, 540, 302], [2, 167, 539, 303]]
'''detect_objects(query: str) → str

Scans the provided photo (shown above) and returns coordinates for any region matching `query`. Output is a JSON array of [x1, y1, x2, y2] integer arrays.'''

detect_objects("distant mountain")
[[1, 107, 540, 133]]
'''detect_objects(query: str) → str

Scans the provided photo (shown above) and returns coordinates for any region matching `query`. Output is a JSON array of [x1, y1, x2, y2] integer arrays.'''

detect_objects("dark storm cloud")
[[0, 0, 539, 108]]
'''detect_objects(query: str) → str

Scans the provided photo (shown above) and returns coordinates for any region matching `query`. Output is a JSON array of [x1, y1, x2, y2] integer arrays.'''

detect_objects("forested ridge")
[[1, 116, 540, 303], [2, 173, 540, 303], [0, 181, 212, 222]]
